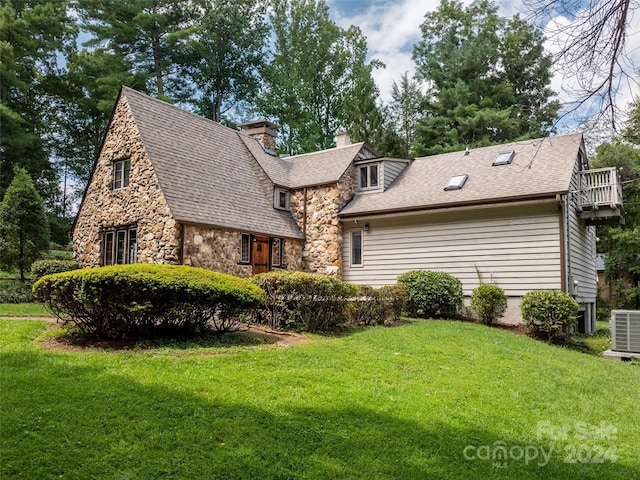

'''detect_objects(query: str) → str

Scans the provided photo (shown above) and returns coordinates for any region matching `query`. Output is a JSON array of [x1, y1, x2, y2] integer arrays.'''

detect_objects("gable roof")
[[122, 87, 303, 239], [240, 134, 368, 188], [340, 133, 584, 217]]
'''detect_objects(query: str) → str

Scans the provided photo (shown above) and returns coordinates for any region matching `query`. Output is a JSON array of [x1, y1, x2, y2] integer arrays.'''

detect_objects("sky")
[[326, 0, 640, 134]]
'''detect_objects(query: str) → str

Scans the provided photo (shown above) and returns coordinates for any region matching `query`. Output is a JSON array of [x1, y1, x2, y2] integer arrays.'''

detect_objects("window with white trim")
[[274, 188, 290, 210], [358, 164, 379, 190], [351, 229, 363, 266], [113, 158, 131, 190], [103, 227, 137, 265], [240, 234, 251, 263]]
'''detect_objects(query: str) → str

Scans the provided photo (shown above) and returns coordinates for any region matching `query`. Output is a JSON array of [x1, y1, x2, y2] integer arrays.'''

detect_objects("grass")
[[1, 319, 639, 479], [0, 303, 51, 317], [570, 321, 613, 356]]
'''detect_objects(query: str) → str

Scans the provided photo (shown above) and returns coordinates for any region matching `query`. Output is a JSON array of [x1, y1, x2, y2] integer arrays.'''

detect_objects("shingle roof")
[[122, 87, 303, 239], [239, 134, 366, 188], [340, 133, 584, 217]]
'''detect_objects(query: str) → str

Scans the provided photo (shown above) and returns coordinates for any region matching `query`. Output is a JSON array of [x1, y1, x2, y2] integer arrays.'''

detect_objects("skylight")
[[444, 174, 468, 191], [493, 151, 515, 166]]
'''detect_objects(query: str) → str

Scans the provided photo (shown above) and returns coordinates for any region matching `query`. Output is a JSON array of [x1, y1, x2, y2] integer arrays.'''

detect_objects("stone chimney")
[[239, 119, 278, 153], [336, 132, 351, 148]]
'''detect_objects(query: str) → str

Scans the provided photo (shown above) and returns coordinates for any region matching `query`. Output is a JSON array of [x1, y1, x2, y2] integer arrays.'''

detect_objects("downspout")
[[302, 187, 308, 238], [180, 223, 185, 265], [556, 194, 567, 292]]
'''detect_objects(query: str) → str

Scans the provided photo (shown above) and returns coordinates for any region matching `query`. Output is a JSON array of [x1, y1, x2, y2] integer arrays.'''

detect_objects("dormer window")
[[113, 158, 131, 190], [274, 187, 290, 210], [358, 163, 379, 190], [492, 151, 515, 166], [444, 174, 468, 191]]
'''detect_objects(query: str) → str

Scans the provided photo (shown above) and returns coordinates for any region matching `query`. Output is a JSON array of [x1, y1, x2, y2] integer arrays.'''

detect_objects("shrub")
[[471, 284, 508, 324], [252, 271, 357, 332], [31, 259, 80, 279], [397, 270, 463, 318], [32, 264, 265, 339], [0, 279, 34, 303], [348, 285, 406, 326], [520, 290, 579, 344]]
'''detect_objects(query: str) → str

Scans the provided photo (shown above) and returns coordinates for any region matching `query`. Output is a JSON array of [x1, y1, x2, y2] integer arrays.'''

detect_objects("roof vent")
[[493, 151, 514, 166], [444, 174, 468, 191]]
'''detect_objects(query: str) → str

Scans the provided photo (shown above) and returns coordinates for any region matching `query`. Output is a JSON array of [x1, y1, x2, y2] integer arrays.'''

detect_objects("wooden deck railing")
[[579, 167, 623, 210]]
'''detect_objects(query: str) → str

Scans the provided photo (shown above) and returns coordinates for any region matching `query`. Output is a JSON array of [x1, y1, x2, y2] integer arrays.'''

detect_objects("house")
[[73, 87, 624, 331]]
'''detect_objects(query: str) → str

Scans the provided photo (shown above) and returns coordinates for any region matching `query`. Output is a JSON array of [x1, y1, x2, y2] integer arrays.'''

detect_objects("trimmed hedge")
[[31, 259, 80, 279], [252, 271, 356, 332], [397, 270, 463, 318], [471, 284, 508, 324], [520, 290, 579, 344], [348, 285, 406, 326], [32, 264, 265, 338]]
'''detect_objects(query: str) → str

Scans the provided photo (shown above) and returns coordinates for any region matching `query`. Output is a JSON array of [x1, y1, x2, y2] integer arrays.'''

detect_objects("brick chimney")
[[336, 132, 351, 148], [239, 119, 278, 153]]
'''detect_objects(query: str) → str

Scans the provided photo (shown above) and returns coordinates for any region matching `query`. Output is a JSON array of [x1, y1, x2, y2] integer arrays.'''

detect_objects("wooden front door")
[[251, 236, 269, 275]]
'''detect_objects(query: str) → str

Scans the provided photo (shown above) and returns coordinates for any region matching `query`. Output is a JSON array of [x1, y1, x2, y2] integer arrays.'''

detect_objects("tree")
[[524, 0, 638, 131], [412, 0, 559, 155], [0, 168, 50, 281], [182, 0, 268, 122], [591, 99, 640, 308], [77, 0, 190, 99], [258, 0, 382, 155], [0, 0, 76, 202], [387, 72, 424, 157]]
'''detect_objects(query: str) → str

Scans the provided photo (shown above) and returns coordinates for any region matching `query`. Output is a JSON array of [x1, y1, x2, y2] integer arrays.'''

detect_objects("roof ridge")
[[286, 142, 366, 160]]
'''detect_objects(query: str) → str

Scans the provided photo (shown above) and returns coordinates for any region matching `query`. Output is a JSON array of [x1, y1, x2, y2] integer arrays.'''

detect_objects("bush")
[[348, 285, 406, 326], [397, 270, 463, 318], [0, 279, 34, 303], [31, 259, 80, 279], [471, 284, 508, 324], [520, 290, 579, 344], [32, 264, 265, 339], [252, 271, 356, 332]]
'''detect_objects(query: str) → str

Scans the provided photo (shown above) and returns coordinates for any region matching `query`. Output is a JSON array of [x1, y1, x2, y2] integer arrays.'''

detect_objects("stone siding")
[[73, 96, 181, 266], [184, 225, 303, 277], [290, 165, 356, 277]]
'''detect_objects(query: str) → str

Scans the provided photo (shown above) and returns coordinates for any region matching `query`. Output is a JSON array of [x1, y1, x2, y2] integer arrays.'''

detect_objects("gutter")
[[339, 195, 561, 221]]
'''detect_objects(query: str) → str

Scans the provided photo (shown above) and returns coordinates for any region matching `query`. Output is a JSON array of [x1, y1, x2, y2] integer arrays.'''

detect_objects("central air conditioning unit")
[[611, 310, 640, 354]]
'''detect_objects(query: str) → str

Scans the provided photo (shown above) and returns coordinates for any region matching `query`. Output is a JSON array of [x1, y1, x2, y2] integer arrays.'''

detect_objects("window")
[[351, 229, 363, 266], [240, 234, 251, 263], [274, 188, 290, 210], [271, 238, 283, 267], [103, 227, 136, 265], [444, 174, 468, 191], [113, 158, 131, 190], [492, 151, 515, 166], [358, 164, 379, 189]]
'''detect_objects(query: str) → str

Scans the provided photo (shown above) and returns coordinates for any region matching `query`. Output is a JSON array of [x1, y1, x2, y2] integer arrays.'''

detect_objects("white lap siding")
[[342, 202, 562, 297]]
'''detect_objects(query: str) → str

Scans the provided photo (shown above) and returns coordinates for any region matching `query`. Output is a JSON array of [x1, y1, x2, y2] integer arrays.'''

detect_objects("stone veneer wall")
[[290, 165, 356, 277], [73, 95, 181, 266], [183, 225, 304, 277]]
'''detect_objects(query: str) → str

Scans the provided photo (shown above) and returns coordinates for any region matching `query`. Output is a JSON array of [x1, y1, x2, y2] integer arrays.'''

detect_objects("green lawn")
[[1, 319, 638, 479], [0, 303, 51, 317]]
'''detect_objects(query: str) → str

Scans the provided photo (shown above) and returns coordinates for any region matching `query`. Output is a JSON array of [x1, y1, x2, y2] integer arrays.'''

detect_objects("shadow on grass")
[[1, 349, 637, 479]]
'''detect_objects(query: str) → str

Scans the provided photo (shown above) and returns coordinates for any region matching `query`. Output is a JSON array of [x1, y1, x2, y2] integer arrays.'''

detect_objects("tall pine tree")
[[412, 0, 559, 155]]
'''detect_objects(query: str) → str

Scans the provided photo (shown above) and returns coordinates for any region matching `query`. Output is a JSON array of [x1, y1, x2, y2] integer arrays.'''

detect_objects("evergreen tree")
[[0, 168, 50, 281], [412, 0, 559, 155], [183, 0, 269, 122], [258, 0, 381, 155], [388, 72, 424, 157], [0, 0, 76, 201]]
